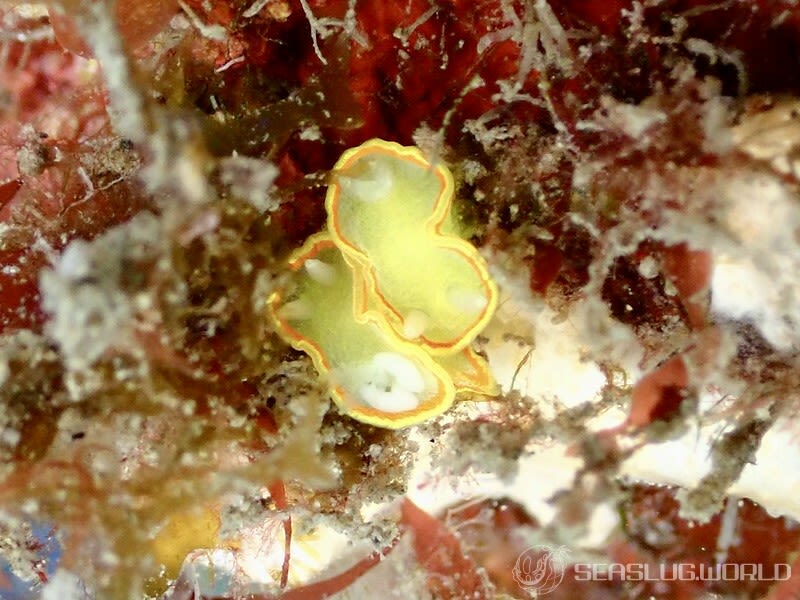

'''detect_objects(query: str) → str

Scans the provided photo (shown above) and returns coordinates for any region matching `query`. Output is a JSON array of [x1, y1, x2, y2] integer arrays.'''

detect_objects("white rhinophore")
[[304, 259, 336, 285], [403, 310, 429, 339], [338, 159, 393, 201], [279, 299, 311, 321]]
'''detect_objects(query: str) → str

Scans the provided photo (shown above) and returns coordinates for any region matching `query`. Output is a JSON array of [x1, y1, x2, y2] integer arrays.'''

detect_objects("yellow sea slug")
[[269, 234, 457, 428], [268, 140, 498, 428], [327, 139, 498, 355]]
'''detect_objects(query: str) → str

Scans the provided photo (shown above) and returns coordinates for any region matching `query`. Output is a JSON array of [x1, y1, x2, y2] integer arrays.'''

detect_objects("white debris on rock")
[[620, 411, 717, 494], [621, 408, 800, 522], [41, 569, 91, 600], [595, 95, 668, 142], [39, 213, 163, 376], [40, 240, 134, 373], [366, 263, 626, 539], [483, 261, 633, 411], [733, 422, 800, 519], [406, 424, 584, 525], [732, 98, 800, 176], [218, 155, 280, 214], [477, 262, 800, 527]]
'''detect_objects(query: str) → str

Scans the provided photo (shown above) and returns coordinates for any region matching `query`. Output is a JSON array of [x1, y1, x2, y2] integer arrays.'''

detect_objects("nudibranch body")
[[270, 234, 456, 428], [268, 139, 498, 429], [327, 141, 498, 354]]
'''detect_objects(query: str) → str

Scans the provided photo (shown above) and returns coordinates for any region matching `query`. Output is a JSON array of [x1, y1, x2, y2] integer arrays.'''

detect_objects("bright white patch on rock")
[[711, 255, 796, 348], [621, 408, 800, 522], [482, 267, 614, 411], [710, 173, 800, 350], [733, 422, 800, 519], [405, 424, 584, 525]]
